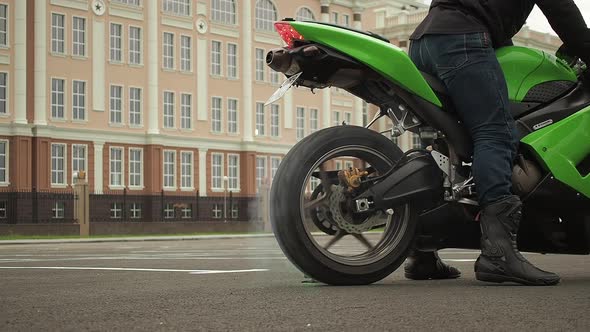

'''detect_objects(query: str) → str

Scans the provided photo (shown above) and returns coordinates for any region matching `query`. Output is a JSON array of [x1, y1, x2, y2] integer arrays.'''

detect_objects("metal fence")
[[0, 189, 261, 224]]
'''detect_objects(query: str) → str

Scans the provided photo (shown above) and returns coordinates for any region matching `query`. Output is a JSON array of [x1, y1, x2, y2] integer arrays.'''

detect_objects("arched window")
[[255, 0, 278, 31], [211, 0, 236, 25], [296, 7, 315, 21]]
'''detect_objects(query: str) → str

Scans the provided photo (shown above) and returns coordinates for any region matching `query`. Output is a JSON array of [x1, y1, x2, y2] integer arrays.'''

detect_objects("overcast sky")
[[423, 1, 590, 35]]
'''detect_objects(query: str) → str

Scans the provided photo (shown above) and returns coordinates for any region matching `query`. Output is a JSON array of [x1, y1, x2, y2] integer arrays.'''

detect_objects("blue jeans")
[[409, 33, 519, 207]]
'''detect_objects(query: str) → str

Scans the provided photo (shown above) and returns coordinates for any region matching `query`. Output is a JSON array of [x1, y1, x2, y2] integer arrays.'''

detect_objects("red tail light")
[[274, 22, 304, 49]]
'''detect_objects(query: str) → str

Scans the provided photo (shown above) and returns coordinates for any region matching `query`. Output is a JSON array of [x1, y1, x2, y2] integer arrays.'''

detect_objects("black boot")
[[404, 250, 461, 280], [475, 195, 560, 286]]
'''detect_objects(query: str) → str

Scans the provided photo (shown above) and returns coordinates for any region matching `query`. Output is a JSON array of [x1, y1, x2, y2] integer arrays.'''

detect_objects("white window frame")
[[53, 201, 65, 219], [255, 48, 265, 82], [227, 154, 240, 191], [295, 7, 315, 21], [227, 43, 238, 79], [296, 107, 305, 140], [255, 156, 267, 192], [164, 203, 175, 219], [114, 0, 141, 6], [212, 204, 222, 219], [342, 14, 350, 27], [128, 147, 144, 189], [0, 4, 8, 48], [71, 144, 87, 182], [180, 93, 192, 130], [331, 12, 339, 24], [181, 205, 192, 219], [227, 98, 238, 134], [163, 32, 174, 70], [255, 102, 265, 136], [129, 26, 142, 65], [255, 0, 278, 31], [180, 151, 194, 190], [270, 156, 281, 181], [110, 22, 123, 63], [0, 140, 9, 186], [332, 111, 341, 126], [109, 147, 124, 188], [51, 143, 67, 187], [211, 153, 224, 190], [110, 84, 124, 125], [51, 12, 66, 55], [162, 0, 191, 17], [72, 16, 86, 57], [345, 112, 352, 125], [180, 35, 192, 72], [110, 202, 122, 219], [72, 80, 86, 121], [163, 150, 177, 190], [51, 78, 66, 120], [310, 108, 318, 133], [129, 86, 142, 126], [212, 0, 237, 25], [211, 96, 222, 133], [270, 104, 280, 137], [129, 202, 142, 219], [211, 40, 222, 76], [0, 72, 8, 115], [163, 91, 175, 129]]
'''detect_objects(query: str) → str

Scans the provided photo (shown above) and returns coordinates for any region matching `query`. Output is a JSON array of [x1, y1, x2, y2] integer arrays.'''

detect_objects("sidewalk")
[[0, 233, 275, 245]]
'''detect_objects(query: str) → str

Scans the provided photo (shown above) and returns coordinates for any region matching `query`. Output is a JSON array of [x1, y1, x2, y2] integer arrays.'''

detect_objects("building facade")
[[0, 0, 562, 222]]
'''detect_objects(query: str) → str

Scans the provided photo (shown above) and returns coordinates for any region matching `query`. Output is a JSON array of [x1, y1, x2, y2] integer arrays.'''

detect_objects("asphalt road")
[[0, 236, 588, 331]]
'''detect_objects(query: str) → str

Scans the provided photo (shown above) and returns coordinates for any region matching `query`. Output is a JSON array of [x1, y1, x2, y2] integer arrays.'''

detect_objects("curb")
[[0, 233, 276, 245]]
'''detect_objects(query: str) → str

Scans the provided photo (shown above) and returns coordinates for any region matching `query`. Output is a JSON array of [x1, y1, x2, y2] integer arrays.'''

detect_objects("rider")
[[404, 0, 590, 285]]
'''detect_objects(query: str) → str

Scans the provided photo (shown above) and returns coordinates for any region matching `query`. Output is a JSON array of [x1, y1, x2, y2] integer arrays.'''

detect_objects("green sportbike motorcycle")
[[267, 19, 590, 285]]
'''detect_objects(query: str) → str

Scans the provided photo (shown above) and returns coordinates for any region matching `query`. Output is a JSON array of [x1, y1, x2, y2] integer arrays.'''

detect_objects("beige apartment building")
[[0, 0, 562, 221]]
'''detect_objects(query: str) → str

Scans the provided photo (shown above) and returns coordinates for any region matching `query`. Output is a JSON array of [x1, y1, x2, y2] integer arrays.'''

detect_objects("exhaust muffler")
[[266, 48, 300, 75]]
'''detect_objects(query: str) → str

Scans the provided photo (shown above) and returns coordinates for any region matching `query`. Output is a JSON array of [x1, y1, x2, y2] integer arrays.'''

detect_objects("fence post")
[[32, 187, 38, 224], [74, 171, 90, 237], [161, 189, 164, 221], [123, 188, 127, 221]]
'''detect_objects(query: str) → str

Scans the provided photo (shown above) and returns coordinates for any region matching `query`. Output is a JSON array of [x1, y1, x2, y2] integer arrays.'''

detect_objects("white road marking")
[[0, 266, 269, 274]]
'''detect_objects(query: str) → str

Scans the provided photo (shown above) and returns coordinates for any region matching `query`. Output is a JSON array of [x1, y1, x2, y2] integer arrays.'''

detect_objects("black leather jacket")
[[431, 0, 590, 63]]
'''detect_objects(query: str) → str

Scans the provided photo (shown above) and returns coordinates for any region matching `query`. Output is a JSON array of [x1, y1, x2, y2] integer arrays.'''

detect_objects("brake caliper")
[[338, 167, 368, 192]]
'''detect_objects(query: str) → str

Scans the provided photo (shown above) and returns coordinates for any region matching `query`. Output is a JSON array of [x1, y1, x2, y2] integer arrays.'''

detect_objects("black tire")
[[270, 126, 419, 285]]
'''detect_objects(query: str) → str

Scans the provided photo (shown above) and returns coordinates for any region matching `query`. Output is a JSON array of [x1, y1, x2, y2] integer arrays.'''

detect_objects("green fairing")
[[522, 105, 590, 198], [289, 21, 443, 107], [496, 46, 577, 102]]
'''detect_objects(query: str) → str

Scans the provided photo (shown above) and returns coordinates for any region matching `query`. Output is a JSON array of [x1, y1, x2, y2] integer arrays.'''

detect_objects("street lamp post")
[[223, 175, 229, 222]]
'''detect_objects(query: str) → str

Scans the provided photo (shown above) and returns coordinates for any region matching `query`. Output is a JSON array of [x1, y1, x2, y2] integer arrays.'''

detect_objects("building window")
[[342, 14, 350, 27], [296, 7, 315, 21], [271, 104, 279, 137], [255, 48, 265, 81], [130, 203, 142, 219], [51, 144, 66, 186], [270, 71, 280, 85], [129, 148, 143, 188], [72, 144, 86, 181], [53, 202, 65, 219], [331, 12, 338, 24], [163, 32, 174, 69], [51, 78, 65, 119], [362, 101, 368, 126], [412, 133, 422, 149], [180, 93, 192, 130], [129, 26, 142, 65], [332, 111, 340, 126], [72, 80, 86, 121], [212, 0, 236, 25], [110, 23, 123, 62], [0, 141, 7, 184], [163, 0, 191, 16], [110, 202, 122, 219], [227, 43, 238, 79], [180, 35, 191, 72], [255, 103, 265, 136], [0, 72, 6, 114], [72, 17, 86, 57], [114, 0, 141, 6], [51, 13, 65, 54], [0, 201, 6, 219], [211, 40, 222, 76], [163, 91, 175, 128], [211, 97, 222, 133], [110, 147, 123, 187], [271, 157, 281, 180], [0, 4, 7, 47], [344, 160, 354, 170], [129, 87, 142, 126], [164, 203, 175, 219], [110, 85, 123, 124], [227, 98, 238, 134], [180, 151, 193, 189], [212, 204, 222, 219], [296, 107, 305, 140], [311, 176, 320, 191], [255, 0, 277, 31], [181, 205, 192, 219], [227, 154, 239, 190], [345, 112, 352, 125], [310, 108, 318, 133], [335, 160, 343, 170], [231, 204, 239, 219], [256, 156, 267, 191], [163, 150, 176, 189], [211, 153, 223, 190]]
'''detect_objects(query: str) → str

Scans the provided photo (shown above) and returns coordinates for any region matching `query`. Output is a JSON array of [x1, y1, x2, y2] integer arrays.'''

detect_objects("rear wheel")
[[271, 126, 419, 285]]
